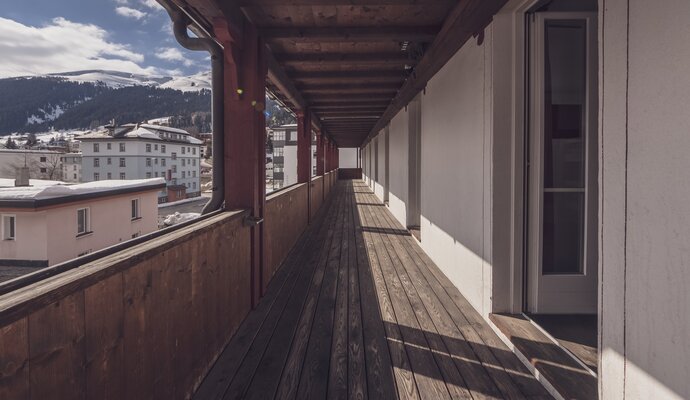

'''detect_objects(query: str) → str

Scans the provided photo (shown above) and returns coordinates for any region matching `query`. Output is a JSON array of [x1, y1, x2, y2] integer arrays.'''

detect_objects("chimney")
[[14, 167, 30, 187]]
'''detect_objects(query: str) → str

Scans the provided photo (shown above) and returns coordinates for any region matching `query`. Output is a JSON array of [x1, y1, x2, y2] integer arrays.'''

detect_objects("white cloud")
[[140, 0, 164, 11], [155, 47, 195, 67], [113, 0, 129, 4], [0, 17, 161, 78], [115, 6, 147, 20]]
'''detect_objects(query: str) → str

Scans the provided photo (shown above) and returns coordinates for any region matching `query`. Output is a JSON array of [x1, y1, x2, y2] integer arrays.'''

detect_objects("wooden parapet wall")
[[0, 211, 251, 400], [264, 183, 309, 291], [338, 168, 362, 180], [310, 176, 324, 221]]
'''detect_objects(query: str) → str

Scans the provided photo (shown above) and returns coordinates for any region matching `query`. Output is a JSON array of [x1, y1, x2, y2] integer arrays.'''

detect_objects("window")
[[94, 172, 100, 181], [172, 165, 177, 173], [40, 168, 46, 173], [107, 157, 112, 165], [119, 143, 126, 152], [193, 171, 196, 178], [107, 143, 112, 150], [161, 145, 166, 153], [146, 144, 151, 152], [146, 172, 152, 178], [161, 158, 166, 167], [2, 215, 16, 240], [182, 159, 186, 167], [192, 159, 196, 166], [131, 198, 140, 220], [120, 172, 126, 179], [93, 143, 99, 153], [154, 158, 158, 165], [154, 144, 158, 150], [171, 152, 177, 160], [154, 172, 158, 177], [40, 156, 47, 162], [94, 158, 100, 167], [73, 173, 77, 179], [146, 158, 152, 167], [192, 147, 196, 155], [182, 147, 186, 154], [107, 172, 112, 179], [274, 131, 285, 141], [77, 208, 90, 235], [193, 182, 196, 189], [182, 171, 186, 178], [119, 158, 126, 167]]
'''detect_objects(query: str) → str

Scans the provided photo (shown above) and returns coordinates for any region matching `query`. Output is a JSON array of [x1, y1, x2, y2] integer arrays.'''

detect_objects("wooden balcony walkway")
[[194, 180, 551, 399]]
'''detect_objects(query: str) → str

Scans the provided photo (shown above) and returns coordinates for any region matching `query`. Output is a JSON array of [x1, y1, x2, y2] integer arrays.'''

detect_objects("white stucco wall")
[[418, 25, 494, 316], [373, 133, 386, 202], [387, 107, 409, 227], [600, 1, 690, 398], [338, 148, 358, 168], [0, 212, 48, 261]]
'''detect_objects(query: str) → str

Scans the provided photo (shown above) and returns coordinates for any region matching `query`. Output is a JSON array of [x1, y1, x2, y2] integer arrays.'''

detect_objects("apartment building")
[[0, 149, 64, 180], [60, 152, 82, 183], [0, 178, 163, 276], [79, 123, 202, 202]]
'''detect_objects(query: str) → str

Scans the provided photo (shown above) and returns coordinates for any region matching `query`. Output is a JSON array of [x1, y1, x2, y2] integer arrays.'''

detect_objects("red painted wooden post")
[[316, 132, 324, 176], [296, 110, 312, 221], [214, 18, 266, 306]]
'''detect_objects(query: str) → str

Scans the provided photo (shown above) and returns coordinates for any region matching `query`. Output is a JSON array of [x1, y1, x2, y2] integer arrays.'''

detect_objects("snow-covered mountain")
[[49, 70, 211, 92]]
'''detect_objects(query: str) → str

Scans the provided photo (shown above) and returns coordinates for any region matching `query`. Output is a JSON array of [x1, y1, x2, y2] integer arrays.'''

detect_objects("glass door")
[[527, 12, 598, 314]]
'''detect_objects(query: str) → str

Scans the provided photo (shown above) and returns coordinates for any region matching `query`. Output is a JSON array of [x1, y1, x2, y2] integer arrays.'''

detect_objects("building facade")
[[60, 153, 82, 183], [79, 124, 202, 202], [0, 178, 163, 269], [270, 123, 298, 190], [0, 149, 64, 181]]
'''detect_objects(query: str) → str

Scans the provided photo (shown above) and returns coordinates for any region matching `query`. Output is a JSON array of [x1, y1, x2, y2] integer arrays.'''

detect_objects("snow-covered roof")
[[0, 178, 165, 207], [0, 179, 66, 188], [125, 127, 163, 141], [140, 124, 190, 135]]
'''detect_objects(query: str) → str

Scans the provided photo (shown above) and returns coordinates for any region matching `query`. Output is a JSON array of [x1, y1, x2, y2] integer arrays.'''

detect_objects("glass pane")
[[543, 19, 587, 189], [542, 192, 584, 274], [78, 211, 84, 233]]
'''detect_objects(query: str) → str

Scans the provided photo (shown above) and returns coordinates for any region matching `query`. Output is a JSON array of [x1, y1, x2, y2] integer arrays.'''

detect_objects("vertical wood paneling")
[[29, 292, 86, 400], [85, 274, 124, 400], [0, 318, 29, 400]]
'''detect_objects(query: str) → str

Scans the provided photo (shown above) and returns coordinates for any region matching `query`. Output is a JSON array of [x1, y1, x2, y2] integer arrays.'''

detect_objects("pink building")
[[0, 178, 164, 280]]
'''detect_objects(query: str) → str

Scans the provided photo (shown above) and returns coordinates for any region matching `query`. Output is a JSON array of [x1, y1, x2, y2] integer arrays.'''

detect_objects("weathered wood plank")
[[84, 274, 124, 400], [293, 183, 347, 399], [28, 292, 86, 400], [356, 189, 420, 400], [0, 318, 29, 400], [227, 188, 343, 399], [346, 182, 368, 400]]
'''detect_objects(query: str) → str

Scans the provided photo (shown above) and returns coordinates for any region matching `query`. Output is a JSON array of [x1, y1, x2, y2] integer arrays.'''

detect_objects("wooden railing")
[[264, 183, 309, 291], [0, 210, 251, 400], [0, 169, 342, 400]]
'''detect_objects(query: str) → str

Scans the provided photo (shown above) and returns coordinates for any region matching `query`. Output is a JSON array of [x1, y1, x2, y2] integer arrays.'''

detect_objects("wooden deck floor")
[[194, 180, 551, 399]]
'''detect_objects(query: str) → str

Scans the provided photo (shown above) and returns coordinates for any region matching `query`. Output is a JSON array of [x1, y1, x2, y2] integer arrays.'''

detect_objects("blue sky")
[[0, 0, 209, 78]]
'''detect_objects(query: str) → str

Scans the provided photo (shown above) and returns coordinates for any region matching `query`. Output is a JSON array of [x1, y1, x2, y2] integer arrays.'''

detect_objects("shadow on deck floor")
[[194, 180, 552, 399]]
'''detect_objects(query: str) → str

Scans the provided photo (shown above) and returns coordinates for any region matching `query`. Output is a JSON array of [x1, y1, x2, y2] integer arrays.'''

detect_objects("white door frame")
[[527, 12, 599, 314]]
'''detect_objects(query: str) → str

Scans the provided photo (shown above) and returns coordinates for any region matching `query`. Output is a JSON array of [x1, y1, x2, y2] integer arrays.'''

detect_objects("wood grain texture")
[[0, 211, 252, 400], [0, 318, 29, 400]]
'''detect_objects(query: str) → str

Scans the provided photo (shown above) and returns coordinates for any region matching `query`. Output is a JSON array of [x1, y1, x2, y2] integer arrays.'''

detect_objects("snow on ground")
[[0, 178, 165, 200], [162, 212, 201, 227], [159, 71, 211, 92]]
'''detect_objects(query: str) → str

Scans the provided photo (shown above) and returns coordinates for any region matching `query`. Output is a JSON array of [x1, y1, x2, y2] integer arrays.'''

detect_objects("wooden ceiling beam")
[[297, 82, 401, 92], [307, 94, 393, 102], [276, 53, 416, 66], [238, 0, 452, 5], [262, 26, 439, 43], [290, 70, 407, 82], [311, 103, 390, 110]]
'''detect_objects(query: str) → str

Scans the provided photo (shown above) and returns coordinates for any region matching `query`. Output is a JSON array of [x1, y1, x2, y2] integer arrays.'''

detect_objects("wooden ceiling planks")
[[179, 0, 501, 147]]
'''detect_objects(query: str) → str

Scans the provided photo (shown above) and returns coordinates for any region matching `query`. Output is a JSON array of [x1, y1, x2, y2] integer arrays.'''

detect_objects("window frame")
[[2, 214, 16, 240], [131, 198, 141, 220], [76, 207, 91, 236]]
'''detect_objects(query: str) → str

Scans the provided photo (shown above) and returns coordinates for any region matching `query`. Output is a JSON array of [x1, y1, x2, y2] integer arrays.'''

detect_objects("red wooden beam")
[[214, 19, 267, 306], [316, 132, 324, 176]]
